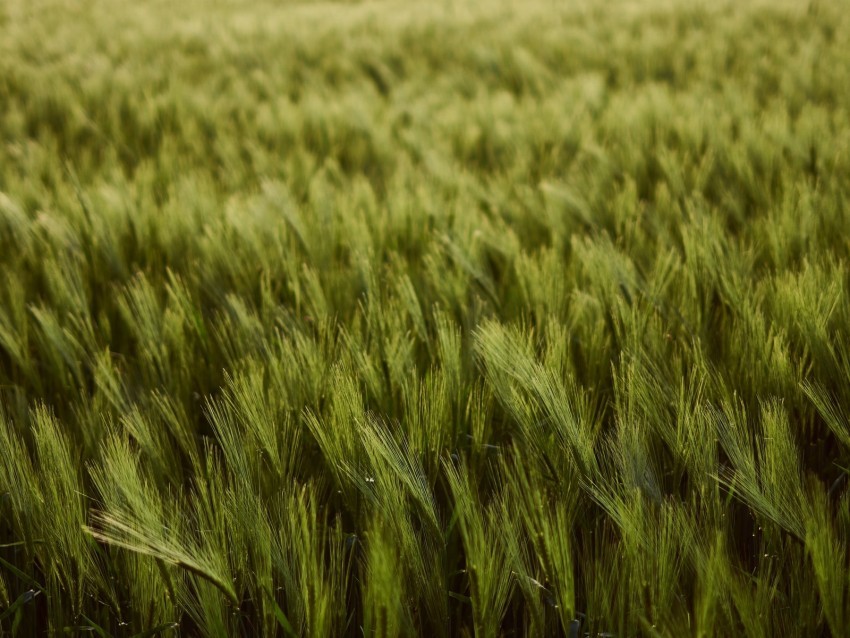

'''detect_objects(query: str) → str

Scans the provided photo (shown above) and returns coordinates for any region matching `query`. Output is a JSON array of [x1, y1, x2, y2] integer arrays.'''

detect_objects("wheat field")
[[1, 0, 850, 635]]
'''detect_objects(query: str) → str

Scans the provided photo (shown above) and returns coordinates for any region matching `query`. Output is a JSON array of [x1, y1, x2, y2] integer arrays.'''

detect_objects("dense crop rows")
[[1, 0, 850, 635]]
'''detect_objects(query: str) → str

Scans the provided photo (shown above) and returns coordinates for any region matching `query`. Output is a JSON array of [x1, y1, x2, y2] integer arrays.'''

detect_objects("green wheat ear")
[[1, 0, 850, 634]]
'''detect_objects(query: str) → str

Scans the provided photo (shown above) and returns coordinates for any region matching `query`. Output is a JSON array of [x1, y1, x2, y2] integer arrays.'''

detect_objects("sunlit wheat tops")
[[1, 0, 850, 635]]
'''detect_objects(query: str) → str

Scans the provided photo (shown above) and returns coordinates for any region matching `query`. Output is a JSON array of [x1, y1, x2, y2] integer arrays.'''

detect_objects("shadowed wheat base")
[[1, 0, 849, 635]]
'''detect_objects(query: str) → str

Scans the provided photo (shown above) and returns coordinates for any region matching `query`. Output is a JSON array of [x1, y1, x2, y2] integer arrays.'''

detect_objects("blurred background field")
[[1, 0, 850, 635]]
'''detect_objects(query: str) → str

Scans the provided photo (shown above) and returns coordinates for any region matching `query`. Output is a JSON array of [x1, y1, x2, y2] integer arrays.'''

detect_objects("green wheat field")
[[1, 0, 849, 635]]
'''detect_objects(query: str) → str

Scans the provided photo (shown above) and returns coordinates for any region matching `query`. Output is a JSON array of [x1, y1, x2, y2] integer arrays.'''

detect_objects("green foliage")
[[1, 0, 850, 634]]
